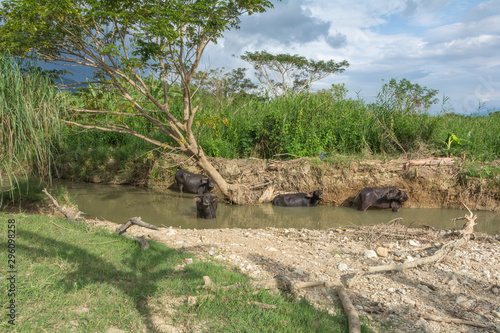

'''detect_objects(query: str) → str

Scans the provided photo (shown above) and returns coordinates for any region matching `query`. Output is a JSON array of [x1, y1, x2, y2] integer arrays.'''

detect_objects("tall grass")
[[56, 78, 499, 181], [0, 54, 66, 187]]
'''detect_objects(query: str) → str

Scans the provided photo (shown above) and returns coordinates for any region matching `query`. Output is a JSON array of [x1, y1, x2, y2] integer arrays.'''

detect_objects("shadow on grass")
[[18, 229, 210, 332]]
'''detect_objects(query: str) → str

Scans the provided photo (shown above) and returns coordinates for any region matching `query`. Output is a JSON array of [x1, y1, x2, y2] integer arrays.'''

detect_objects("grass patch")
[[0, 213, 372, 332]]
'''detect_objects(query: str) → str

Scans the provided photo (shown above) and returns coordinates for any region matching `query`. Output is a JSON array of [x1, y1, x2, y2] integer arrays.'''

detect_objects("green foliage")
[[241, 50, 349, 96], [0, 0, 277, 166], [64, 78, 499, 163], [376, 78, 439, 114]]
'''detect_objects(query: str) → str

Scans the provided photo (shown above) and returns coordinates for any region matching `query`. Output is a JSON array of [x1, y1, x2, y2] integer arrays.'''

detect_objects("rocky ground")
[[90, 217, 500, 333]]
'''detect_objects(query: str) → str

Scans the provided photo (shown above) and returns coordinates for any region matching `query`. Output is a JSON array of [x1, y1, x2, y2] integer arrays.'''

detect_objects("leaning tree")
[[0, 0, 275, 204]]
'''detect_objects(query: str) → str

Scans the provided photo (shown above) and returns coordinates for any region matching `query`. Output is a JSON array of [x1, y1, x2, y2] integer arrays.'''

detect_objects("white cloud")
[[201, 0, 500, 114]]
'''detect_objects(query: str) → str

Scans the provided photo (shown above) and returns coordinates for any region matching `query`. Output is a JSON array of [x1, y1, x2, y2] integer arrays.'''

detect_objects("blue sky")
[[202, 0, 500, 114], [3, 0, 498, 114]]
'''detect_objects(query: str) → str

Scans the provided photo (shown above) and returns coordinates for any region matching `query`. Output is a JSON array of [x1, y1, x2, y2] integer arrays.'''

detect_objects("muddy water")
[[56, 181, 500, 235]]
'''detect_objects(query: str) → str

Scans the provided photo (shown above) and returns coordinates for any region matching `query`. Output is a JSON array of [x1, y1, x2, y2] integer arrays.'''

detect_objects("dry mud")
[[90, 218, 500, 333]]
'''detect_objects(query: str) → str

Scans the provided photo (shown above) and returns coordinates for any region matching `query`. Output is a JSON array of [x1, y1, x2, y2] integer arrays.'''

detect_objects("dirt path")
[[90, 217, 500, 333]]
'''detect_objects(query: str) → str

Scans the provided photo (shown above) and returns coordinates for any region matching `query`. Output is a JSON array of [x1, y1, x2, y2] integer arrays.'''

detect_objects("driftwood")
[[115, 217, 159, 250], [421, 314, 493, 329], [404, 157, 454, 170], [202, 275, 293, 292], [348, 203, 477, 289], [115, 217, 159, 234], [43, 188, 83, 222], [337, 286, 361, 333]]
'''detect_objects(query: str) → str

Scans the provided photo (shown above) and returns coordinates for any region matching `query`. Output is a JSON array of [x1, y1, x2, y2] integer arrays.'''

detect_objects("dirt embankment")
[[151, 155, 500, 212]]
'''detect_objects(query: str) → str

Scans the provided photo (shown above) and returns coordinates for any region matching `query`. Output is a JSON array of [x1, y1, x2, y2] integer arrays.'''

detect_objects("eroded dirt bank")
[[150, 156, 500, 211], [89, 218, 500, 333]]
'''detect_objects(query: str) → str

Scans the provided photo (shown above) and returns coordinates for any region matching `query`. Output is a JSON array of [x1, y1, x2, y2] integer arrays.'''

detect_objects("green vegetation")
[[0, 213, 374, 332], [62, 80, 499, 162], [0, 54, 66, 189]]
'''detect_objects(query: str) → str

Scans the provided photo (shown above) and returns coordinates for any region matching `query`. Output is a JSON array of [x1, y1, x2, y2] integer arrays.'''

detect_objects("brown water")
[[56, 181, 500, 235]]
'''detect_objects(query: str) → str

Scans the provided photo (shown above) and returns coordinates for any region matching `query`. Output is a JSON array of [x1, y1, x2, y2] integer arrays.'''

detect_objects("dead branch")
[[202, 275, 330, 293], [421, 314, 492, 329], [348, 204, 477, 288], [115, 217, 159, 235], [115, 217, 158, 250], [337, 286, 361, 333], [404, 157, 454, 170], [43, 188, 83, 222], [248, 301, 277, 310]]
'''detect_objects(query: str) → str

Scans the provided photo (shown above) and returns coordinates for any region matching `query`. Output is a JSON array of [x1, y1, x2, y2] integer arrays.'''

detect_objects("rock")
[[376, 247, 389, 257], [268, 247, 278, 252], [363, 250, 377, 259], [338, 263, 348, 271], [388, 287, 396, 293], [409, 240, 420, 246], [456, 296, 467, 304], [404, 256, 415, 263]]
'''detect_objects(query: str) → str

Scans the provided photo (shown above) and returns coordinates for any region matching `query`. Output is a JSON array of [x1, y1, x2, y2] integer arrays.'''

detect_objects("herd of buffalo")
[[175, 169, 409, 219]]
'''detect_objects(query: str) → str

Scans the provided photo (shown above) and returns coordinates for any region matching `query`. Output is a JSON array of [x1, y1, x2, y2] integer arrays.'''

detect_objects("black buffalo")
[[272, 190, 324, 207], [175, 169, 215, 194], [354, 186, 408, 212], [195, 193, 218, 219]]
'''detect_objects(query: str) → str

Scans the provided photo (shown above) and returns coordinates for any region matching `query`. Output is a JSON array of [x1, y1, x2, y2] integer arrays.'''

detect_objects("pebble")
[[376, 247, 388, 257], [338, 263, 348, 271], [409, 240, 419, 246], [363, 250, 377, 259], [404, 256, 415, 263]]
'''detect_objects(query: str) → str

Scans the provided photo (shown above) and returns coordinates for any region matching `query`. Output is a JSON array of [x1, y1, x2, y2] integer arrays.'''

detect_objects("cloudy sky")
[[201, 0, 500, 114]]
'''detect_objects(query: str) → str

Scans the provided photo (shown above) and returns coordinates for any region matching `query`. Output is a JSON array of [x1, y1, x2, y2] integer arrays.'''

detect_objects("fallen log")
[[43, 188, 84, 222], [337, 286, 361, 333]]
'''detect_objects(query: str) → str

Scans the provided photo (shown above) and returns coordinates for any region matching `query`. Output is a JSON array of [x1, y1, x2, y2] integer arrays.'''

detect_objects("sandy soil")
[[89, 217, 500, 333]]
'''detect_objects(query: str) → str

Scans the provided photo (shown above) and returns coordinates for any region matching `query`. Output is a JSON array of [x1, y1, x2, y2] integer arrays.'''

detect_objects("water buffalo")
[[354, 187, 408, 212], [272, 190, 324, 207], [175, 169, 215, 194], [195, 193, 218, 219]]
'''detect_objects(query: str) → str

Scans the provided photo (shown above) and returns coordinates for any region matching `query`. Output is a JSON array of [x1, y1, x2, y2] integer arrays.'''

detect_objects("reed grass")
[[0, 54, 66, 190]]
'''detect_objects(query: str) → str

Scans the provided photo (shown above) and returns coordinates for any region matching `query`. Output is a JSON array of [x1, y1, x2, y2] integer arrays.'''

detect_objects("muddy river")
[[56, 181, 500, 235]]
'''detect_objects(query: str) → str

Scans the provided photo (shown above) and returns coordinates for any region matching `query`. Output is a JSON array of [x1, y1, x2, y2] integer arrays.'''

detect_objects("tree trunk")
[[195, 149, 248, 205]]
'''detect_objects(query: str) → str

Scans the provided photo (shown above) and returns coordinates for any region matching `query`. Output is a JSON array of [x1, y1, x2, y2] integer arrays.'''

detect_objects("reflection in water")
[[56, 181, 500, 235]]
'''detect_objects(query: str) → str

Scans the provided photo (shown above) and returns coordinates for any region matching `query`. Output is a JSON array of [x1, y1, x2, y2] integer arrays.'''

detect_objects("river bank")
[[88, 216, 500, 332], [142, 155, 500, 212]]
